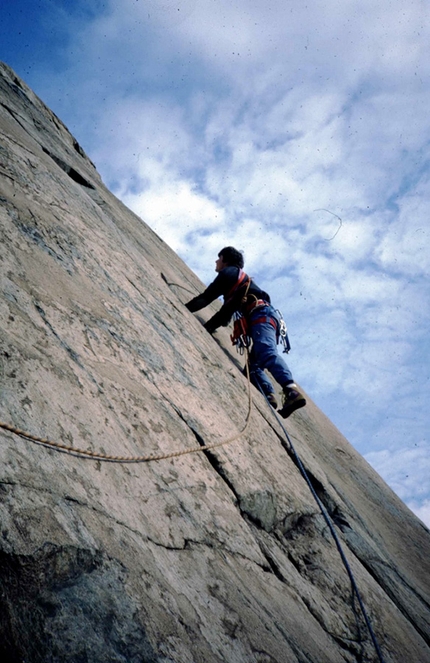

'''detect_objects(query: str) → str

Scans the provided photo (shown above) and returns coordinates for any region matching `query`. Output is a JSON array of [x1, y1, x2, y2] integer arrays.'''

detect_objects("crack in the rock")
[[350, 551, 430, 648], [361, 556, 430, 611], [0, 481, 253, 563], [301, 593, 369, 660], [41, 146, 95, 189], [1, 103, 93, 190], [170, 405, 242, 502], [167, 405, 315, 586], [33, 301, 83, 368], [0, 126, 37, 157], [0, 102, 28, 134], [254, 544, 286, 582], [263, 412, 354, 537]]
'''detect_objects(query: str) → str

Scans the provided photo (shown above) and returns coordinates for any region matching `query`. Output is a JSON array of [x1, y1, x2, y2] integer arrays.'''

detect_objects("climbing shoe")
[[278, 384, 306, 419], [266, 392, 278, 409]]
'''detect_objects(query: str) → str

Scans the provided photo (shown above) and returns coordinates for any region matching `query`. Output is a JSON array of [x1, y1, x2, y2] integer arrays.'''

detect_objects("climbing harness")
[[249, 315, 277, 330], [244, 296, 269, 314], [231, 308, 291, 355]]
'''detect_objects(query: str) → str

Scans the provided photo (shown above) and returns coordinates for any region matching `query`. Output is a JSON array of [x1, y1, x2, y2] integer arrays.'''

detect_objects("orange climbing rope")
[[0, 350, 253, 463]]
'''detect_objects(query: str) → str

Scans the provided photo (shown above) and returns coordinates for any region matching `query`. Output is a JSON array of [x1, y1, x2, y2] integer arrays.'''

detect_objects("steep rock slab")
[[0, 62, 429, 663]]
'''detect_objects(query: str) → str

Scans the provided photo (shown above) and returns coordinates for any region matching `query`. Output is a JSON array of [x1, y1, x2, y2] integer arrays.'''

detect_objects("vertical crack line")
[[187, 422, 239, 500], [34, 301, 82, 367], [167, 402, 242, 504]]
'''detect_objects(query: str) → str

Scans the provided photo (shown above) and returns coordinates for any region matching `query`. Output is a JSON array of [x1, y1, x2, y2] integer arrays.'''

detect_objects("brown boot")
[[278, 384, 306, 418]]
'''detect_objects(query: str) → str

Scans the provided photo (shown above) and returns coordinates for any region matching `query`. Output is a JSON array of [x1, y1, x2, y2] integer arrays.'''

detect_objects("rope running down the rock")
[[255, 379, 387, 663], [0, 350, 253, 463]]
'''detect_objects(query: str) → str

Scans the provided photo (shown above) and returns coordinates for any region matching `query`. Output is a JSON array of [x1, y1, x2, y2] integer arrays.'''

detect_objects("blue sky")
[[1, 0, 429, 527]]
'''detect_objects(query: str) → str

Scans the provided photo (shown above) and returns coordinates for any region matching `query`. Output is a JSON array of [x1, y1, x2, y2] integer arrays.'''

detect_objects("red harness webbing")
[[224, 269, 249, 304], [250, 316, 277, 330]]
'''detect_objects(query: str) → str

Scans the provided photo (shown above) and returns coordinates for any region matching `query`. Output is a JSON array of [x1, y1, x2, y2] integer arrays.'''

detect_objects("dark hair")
[[218, 246, 244, 268]]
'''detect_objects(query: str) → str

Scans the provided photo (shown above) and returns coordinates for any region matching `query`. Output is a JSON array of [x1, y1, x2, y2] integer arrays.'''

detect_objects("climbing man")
[[185, 246, 306, 418]]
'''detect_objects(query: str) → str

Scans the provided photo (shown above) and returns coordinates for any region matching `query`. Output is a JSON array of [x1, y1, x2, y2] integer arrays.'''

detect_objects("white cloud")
[[365, 444, 430, 527], [376, 180, 430, 277], [123, 180, 225, 255], [406, 500, 430, 530]]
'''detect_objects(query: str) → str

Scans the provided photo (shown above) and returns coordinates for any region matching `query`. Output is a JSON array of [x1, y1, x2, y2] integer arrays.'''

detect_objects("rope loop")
[[0, 349, 253, 463]]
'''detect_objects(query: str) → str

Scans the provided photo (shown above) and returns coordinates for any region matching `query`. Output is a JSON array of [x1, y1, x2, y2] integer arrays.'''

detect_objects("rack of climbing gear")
[[230, 312, 251, 354], [275, 309, 291, 353]]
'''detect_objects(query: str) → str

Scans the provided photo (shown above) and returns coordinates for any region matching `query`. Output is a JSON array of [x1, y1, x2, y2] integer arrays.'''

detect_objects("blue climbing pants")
[[248, 305, 293, 396]]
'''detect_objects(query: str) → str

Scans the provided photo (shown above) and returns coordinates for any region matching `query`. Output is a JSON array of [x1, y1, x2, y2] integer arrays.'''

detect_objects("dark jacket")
[[185, 266, 270, 333]]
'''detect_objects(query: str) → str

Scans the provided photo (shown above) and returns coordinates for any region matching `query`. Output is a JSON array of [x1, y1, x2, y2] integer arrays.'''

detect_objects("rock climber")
[[185, 246, 306, 418]]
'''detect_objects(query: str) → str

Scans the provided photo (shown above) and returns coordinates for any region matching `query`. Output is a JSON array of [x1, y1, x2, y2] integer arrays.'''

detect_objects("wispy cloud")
[[365, 443, 430, 525]]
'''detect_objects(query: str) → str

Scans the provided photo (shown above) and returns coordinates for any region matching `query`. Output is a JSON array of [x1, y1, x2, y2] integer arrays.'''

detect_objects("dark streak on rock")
[[41, 146, 95, 189]]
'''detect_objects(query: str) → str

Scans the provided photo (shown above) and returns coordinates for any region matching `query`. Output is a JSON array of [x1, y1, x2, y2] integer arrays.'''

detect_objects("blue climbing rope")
[[256, 381, 386, 663]]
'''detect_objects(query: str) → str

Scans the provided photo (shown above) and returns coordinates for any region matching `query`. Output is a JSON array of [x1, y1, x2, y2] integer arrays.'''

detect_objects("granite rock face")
[[0, 61, 429, 663]]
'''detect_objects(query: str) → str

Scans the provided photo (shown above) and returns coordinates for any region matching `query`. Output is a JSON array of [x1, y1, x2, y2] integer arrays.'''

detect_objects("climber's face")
[[215, 255, 228, 272]]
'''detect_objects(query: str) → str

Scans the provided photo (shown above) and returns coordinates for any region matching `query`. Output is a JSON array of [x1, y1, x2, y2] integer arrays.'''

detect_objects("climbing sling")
[[224, 268, 249, 305], [230, 271, 252, 353], [230, 313, 250, 354]]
